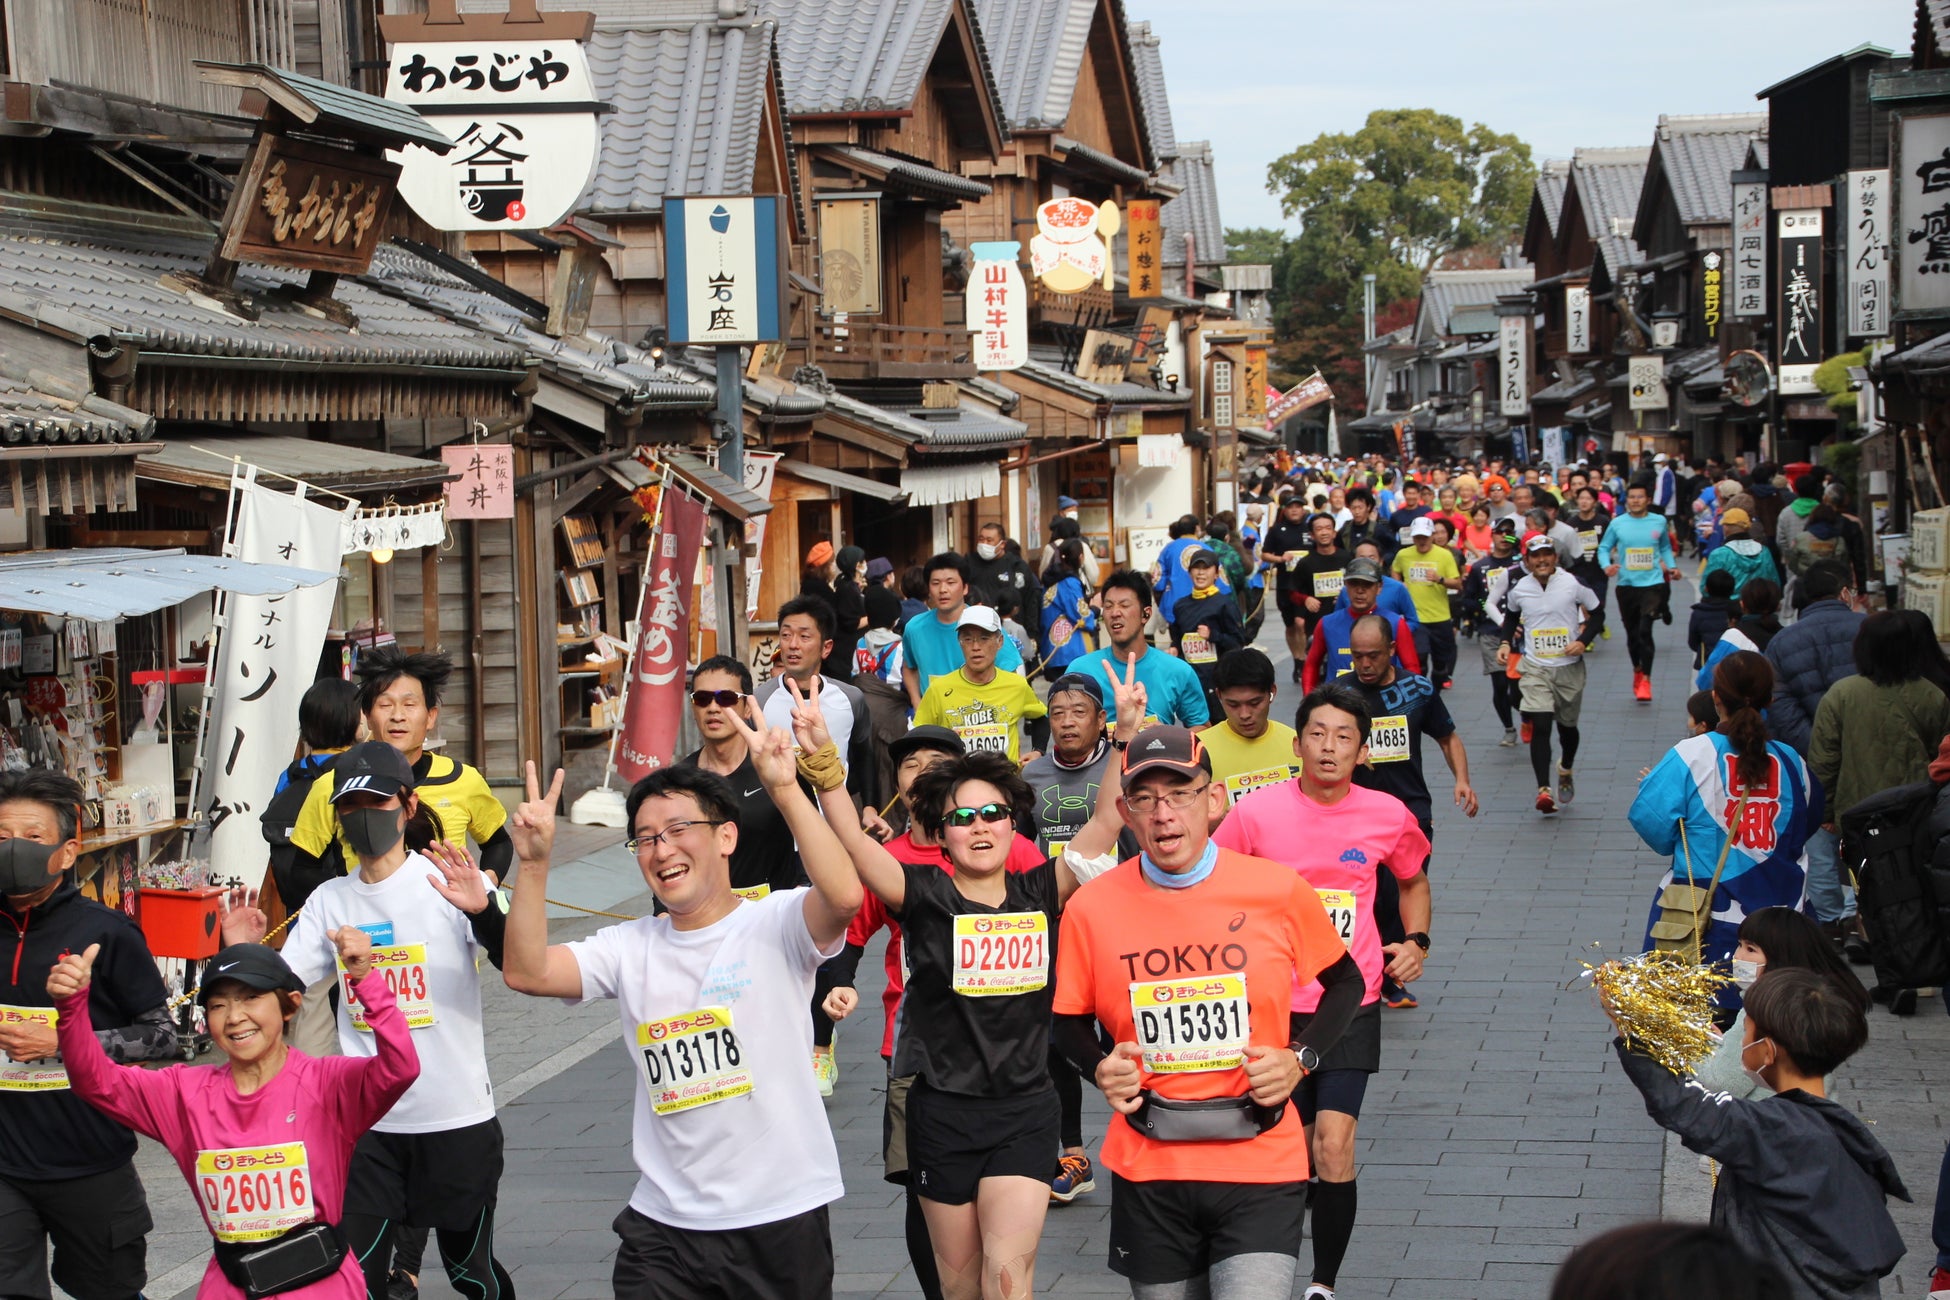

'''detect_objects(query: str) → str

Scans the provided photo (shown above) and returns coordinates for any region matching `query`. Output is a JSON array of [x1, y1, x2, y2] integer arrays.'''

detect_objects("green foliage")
[[1225, 226, 1288, 267], [1812, 350, 1864, 424]]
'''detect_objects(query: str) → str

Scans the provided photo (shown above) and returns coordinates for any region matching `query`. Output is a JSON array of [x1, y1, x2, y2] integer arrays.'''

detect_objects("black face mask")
[[341, 807, 405, 860], [0, 838, 60, 896]]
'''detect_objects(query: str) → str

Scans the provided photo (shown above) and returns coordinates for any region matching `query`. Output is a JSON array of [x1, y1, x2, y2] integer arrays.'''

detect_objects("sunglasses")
[[945, 803, 1014, 829], [691, 690, 744, 708]]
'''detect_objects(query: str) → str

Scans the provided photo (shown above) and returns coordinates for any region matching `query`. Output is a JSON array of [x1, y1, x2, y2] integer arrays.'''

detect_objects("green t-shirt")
[[1390, 545, 1459, 625]]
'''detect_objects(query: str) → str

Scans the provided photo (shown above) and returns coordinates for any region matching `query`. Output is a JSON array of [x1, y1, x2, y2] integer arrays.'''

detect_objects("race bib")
[[1578, 529, 1598, 550], [1223, 766, 1293, 805], [1130, 974, 1249, 1073], [1530, 626, 1572, 660], [1181, 635, 1216, 664], [636, 1007, 752, 1116], [1368, 714, 1411, 763], [1406, 564, 1437, 584], [733, 883, 771, 902], [0, 1006, 64, 1091], [952, 912, 1049, 996], [1317, 889, 1357, 949], [195, 1144, 313, 1243], [1284, 555, 1301, 572], [1313, 570, 1345, 597], [342, 943, 435, 1032], [1625, 546, 1655, 571], [954, 722, 1010, 755]]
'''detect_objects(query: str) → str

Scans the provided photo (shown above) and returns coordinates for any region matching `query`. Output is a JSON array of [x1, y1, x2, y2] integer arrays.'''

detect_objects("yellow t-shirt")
[[291, 751, 508, 861], [1198, 719, 1301, 806], [1390, 545, 1459, 625], [912, 668, 1047, 763]]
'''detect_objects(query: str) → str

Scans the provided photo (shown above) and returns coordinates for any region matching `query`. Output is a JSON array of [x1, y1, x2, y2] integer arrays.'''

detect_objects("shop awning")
[[901, 462, 1001, 508], [139, 435, 457, 496], [775, 459, 907, 503], [621, 451, 773, 522], [0, 548, 335, 620]]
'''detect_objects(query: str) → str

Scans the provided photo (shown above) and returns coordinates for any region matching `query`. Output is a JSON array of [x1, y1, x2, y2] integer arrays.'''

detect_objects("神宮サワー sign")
[[664, 196, 788, 346], [222, 136, 398, 275], [1701, 251, 1724, 342]]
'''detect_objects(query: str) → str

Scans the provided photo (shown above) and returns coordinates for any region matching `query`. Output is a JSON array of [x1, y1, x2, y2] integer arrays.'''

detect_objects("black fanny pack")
[[212, 1222, 347, 1298], [1129, 1090, 1285, 1143]]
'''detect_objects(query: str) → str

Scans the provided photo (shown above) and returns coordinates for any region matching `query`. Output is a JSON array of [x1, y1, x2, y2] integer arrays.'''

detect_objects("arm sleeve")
[[1291, 953, 1363, 1056], [54, 991, 181, 1144], [1053, 1013, 1107, 1077], [825, 941, 866, 988], [96, 1004, 177, 1064], [476, 826, 514, 883], [1302, 632, 1326, 693], [1394, 618, 1422, 675], [467, 890, 509, 970]]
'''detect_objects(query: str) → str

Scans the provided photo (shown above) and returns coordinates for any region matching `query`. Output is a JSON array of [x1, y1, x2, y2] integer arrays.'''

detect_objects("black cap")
[[1119, 725, 1215, 788], [1047, 673, 1105, 709], [199, 944, 306, 1006], [889, 725, 964, 765], [1186, 548, 1220, 569], [330, 741, 417, 803]]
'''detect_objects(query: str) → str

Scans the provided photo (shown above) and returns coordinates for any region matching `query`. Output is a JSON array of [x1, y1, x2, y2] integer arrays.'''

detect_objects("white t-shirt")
[[284, 852, 495, 1134], [565, 888, 844, 1231], [757, 676, 857, 772], [1504, 570, 1600, 671]]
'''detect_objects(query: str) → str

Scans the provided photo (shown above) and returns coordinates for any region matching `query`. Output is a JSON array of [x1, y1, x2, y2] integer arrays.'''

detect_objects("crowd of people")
[[0, 447, 1943, 1300]]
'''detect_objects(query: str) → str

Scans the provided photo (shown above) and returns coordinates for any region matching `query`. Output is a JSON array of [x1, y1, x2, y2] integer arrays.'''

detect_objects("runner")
[[1198, 649, 1302, 810], [237, 742, 515, 1300], [903, 552, 1026, 708], [1565, 486, 1613, 642], [499, 690, 863, 1300], [913, 606, 1049, 763], [1212, 683, 1432, 1300], [0, 769, 173, 1300], [1596, 480, 1680, 702], [1498, 535, 1602, 815], [1260, 498, 1316, 682], [1021, 674, 1138, 863], [261, 677, 362, 914], [1337, 615, 1478, 1010], [1169, 548, 1247, 719], [1282, 514, 1351, 689], [675, 656, 805, 902], [1302, 558, 1420, 692], [757, 597, 877, 786], [1071, 571, 1209, 728], [1051, 723, 1364, 1300], [1389, 519, 1461, 689], [1461, 519, 1525, 746]]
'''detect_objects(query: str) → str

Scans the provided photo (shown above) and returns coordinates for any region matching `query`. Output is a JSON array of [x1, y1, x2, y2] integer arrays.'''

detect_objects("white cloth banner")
[[1136, 433, 1183, 468], [195, 469, 357, 888], [347, 501, 447, 553]]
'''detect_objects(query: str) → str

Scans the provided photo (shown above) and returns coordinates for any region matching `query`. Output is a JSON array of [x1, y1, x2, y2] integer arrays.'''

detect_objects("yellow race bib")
[[1625, 546, 1655, 571], [1130, 974, 1249, 1073], [637, 1007, 752, 1115], [1223, 766, 1294, 805], [952, 913, 1050, 996], [1181, 635, 1217, 665], [1317, 889, 1357, 949], [1368, 715, 1411, 763], [342, 944, 435, 1032], [195, 1144, 313, 1242], [1530, 626, 1572, 660]]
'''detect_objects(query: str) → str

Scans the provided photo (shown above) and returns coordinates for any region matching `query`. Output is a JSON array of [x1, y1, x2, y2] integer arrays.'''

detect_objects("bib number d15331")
[[1130, 973, 1249, 1073], [636, 1007, 752, 1116], [952, 912, 1049, 996]]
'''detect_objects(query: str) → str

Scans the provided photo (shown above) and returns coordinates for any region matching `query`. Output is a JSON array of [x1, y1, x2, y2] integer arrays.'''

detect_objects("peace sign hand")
[[724, 697, 801, 792], [782, 676, 833, 755], [509, 761, 566, 867], [1110, 652, 1148, 742]]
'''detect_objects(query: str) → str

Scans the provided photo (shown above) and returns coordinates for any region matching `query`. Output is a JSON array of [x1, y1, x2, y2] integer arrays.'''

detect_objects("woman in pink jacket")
[[48, 930, 418, 1299]]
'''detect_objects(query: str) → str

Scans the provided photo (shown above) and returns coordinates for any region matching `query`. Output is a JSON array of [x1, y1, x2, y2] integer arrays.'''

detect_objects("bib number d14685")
[[636, 1007, 752, 1116], [196, 1143, 312, 1243], [1130, 974, 1249, 1073], [952, 912, 1049, 996]]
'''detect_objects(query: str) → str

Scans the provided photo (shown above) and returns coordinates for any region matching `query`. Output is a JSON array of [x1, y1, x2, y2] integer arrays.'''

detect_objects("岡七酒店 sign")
[[664, 196, 788, 346]]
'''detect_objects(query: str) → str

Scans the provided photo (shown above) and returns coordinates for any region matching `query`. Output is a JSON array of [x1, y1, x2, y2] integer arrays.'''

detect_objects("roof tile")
[[1125, 20, 1175, 162], [970, 0, 1093, 131], [1159, 140, 1222, 268], [763, 0, 954, 114]]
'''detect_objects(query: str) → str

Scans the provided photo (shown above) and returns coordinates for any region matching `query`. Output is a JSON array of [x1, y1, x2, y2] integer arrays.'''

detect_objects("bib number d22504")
[[636, 1007, 752, 1116]]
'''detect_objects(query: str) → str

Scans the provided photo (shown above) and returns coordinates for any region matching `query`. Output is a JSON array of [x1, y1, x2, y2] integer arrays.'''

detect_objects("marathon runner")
[[1595, 479, 1679, 702], [1198, 649, 1302, 810], [1258, 495, 1316, 684], [1021, 674, 1138, 864], [1389, 519, 1461, 689], [1499, 535, 1602, 815], [675, 656, 806, 902], [1565, 486, 1613, 642], [500, 688, 863, 1300], [1212, 684, 1432, 1300], [903, 553, 1027, 707], [913, 605, 1049, 762], [1051, 721, 1362, 1299], [1302, 558, 1420, 692], [1072, 571, 1210, 728], [1461, 519, 1525, 746]]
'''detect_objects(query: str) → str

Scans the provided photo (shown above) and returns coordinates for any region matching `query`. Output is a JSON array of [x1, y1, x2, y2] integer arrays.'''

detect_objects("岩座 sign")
[[222, 137, 398, 275], [664, 196, 788, 346]]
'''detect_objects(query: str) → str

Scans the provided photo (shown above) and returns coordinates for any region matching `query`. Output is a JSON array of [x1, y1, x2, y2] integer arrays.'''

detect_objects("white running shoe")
[[1304, 1286, 1336, 1300]]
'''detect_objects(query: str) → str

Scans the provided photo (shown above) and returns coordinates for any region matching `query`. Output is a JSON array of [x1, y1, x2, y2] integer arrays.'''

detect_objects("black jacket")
[[966, 551, 1038, 609], [0, 882, 172, 1179]]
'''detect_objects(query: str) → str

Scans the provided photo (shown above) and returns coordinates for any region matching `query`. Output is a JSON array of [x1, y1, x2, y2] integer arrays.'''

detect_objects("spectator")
[[1695, 578, 1786, 690], [1775, 472, 1826, 557], [801, 540, 839, 609], [1703, 507, 1781, 593], [966, 521, 1036, 607], [861, 557, 902, 633], [897, 563, 928, 624], [1040, 509, 1101, 591], [1825, 482, 1870, 594], [1689, 569, 1739, 668], [825, 545, 867, 681], [1038, 538, 1096, 679], [1787, 500, 1851, 582], [1549, 1222, 1791, 1300]]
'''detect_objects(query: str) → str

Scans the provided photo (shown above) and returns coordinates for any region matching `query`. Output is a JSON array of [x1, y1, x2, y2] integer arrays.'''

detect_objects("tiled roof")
[[583, 21, 775, 214], [896, 402, 1029, 451], [1535, 159, 1571, 240], [764, 0, 953, 113], [1019, 354, 1191, 406], [1126, 20, 1176, 162], [1649, 114, 1767, 228], [819, 145, 992, 201], [0, 229, 526, 370], [1923, 0, 1950, 63], [195, 61, 455, 152], [1570, 146, 1649, 284], [1159, 140, 1222, 268], [1415, 268, 1534, 341], [0, 376, 153, 443], [970, 0, 1095, 131]]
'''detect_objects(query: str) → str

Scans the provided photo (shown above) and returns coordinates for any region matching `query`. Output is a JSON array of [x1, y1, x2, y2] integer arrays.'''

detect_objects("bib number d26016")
[[196, 1143, 312, 1243], [636, 1007, 752, 1116]]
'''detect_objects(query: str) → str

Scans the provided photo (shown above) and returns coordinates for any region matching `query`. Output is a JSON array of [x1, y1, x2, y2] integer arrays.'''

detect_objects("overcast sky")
[[1133, 0, 1914, 238]]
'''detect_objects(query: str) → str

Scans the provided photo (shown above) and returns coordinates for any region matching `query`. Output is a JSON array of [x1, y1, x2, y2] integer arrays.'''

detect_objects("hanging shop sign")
[[1126, 198, 1164, 298], [1896, 114, 1950, 320], [1701, 251, 1723, 342], [1846, 169, 1890, 337], [1268, 370, 1331, 425], [815, 194, 883, 316], [346, 501, 448, 553], [1730, 178, 1769, 318], [969, 241, 1028, 371], [1628, 355, 1667, 411], [1776, 209, 1824, 395], [1243, 347, 1268, 423], [616, 487, 707, 782], [222, 136, 398, 275], [1030, 197, 1106, 294], [664, 195, 788, 346], [1076, 330, 1134, 385], [1498, 314, 1529, 418], [741, 451, 780, 621], [440, 443, 516, 519], [1564, 284, 1591, 355]]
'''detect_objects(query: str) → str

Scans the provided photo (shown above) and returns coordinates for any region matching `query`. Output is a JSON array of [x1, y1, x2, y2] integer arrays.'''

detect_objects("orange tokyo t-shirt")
[[1052, 848, 1346, 1184]]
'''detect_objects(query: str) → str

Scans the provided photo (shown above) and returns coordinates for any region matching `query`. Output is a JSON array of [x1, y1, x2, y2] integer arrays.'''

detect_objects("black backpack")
[[260, 753, 346, 910], [1839, 779, 1950, 990]]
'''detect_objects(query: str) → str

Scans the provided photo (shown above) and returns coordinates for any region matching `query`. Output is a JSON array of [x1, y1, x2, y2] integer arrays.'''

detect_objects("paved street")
[[122, 593, 1947, 1299]]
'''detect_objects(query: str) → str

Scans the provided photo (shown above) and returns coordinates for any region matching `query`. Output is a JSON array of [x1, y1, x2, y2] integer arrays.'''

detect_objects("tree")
[[1225, 226, 1289, 267]]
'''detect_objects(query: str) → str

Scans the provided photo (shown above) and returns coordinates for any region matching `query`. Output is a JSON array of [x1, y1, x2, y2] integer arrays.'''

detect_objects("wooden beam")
[[420, 545, 441, 654]]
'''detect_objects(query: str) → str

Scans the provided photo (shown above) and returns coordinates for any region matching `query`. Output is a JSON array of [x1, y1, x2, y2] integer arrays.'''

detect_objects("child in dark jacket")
[[1689, 568, 1739, 667], [1170, 548, 1246, 718], [1609, 967, 1909, 1300]]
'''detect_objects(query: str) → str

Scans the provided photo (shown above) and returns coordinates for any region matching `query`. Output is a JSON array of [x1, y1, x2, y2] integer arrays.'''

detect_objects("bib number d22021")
[[636, 1007, 752, 1116], [195, 1143, 312, 1243], [1130, 973, 1249, 1073], [952, 912, 1049, 996]]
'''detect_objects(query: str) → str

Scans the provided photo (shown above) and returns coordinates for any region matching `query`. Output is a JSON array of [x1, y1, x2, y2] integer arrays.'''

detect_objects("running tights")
[[1310, 1178, 1358, 1287], [1488, 672, 1516, 729], [905, 1185, 945, 1300], [348, 1206, 511, 1300], [1615, 584, 1667, 674], [1525, 711, 1579, 788], [1131, 1253, 1299, 1299]]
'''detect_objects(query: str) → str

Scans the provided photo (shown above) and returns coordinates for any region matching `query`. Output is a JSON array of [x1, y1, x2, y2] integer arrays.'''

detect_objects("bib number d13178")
[[636, 1007, 752, 1116]]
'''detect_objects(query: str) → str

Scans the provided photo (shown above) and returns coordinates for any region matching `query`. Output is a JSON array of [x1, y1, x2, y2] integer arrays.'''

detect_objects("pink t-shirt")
[[1213, 782, 1430, 1010], [57, 969, 419, 1300]]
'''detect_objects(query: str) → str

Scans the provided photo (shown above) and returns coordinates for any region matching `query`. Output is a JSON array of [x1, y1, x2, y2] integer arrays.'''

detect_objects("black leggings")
[[1489, 671, 1517, 729], [1525, 711, 1580, 787], [1615, 583, 1668, 673], [347, 1204, 511, 1300]]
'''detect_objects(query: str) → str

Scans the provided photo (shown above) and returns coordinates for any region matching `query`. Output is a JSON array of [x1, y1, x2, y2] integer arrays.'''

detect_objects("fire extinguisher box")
[[137, 887, 226, 961]]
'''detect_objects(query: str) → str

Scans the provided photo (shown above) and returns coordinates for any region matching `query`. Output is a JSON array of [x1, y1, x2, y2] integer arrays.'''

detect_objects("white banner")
[[1498, 314, 1529, 417], [346, 501, 447, 553], [1628, 355, 1667, 411], [1847, 168, 1891, 337], [742, 452, 780, 620], [196, 469, 357, 888], [1564, 285, 1591, 354], [1897, 114, 1950, 319], [1731, 180, 1769, 318]]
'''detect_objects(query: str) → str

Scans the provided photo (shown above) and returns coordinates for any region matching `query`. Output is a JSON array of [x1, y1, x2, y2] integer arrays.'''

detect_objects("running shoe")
[[1050, 1153, 1096, 1202], [1601, 625, 1611, 639], [1536, 787, 1557, 815], [386, 1273, 418, 1300], [1557, 766, 1575, 806], [1293, 663, 1303, 684], [1304, 1286, 1337, 1300], [1633, 671, 1652, 702], [1382, 979, 1419, 1010], [1928, 1265, 1950, 1298], [1891, 988, 1919, 1016], [812, 1046, 838, 1097], [1520, 720, 1533, 744], [1498, 727, 1518, 747]]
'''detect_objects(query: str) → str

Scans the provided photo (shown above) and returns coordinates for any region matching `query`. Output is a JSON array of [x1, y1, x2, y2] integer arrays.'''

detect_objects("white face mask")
[[1738, 1036, 1773, 1092], [1730, 958, 1762, 991], [976, 543, 999, 561]]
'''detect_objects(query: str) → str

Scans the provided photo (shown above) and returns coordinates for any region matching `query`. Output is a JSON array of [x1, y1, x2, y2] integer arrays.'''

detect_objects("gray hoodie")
[[1616, 1042, 1908, 1299]]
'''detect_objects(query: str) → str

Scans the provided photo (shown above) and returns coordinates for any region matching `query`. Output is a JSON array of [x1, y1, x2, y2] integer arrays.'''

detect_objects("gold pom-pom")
[[1587, 950, 1734, 1076]]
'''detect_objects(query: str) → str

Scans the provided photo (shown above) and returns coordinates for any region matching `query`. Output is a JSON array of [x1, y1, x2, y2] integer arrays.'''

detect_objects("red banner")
[[1267, 370, 1332, 425], [616, 488, 707, 784]]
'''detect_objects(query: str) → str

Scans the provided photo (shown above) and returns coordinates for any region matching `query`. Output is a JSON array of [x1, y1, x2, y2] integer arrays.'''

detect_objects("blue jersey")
[[1332, 577, 1423, 627], [1154, 537, 1231, 616], [902, 608, 1023, 696], [1071, 645, 1209, 728], [1595, 512, 1676, 587]]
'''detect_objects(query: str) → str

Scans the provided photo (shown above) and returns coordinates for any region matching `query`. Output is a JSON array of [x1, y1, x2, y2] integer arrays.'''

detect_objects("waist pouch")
[[213, 1222, 347, 1298], [1130, 1090, 1284, 1143]]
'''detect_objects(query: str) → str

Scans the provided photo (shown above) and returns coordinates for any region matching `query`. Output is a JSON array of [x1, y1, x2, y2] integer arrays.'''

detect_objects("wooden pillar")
[[512, 444, 563, 781], [420, 546, 441, 652]]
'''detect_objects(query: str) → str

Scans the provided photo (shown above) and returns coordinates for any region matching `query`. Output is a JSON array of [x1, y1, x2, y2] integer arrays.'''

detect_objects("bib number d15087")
[[636, 1007, 752, 1116], [952, 912, 1049, 996], [1130, 973, 1249, 1073]]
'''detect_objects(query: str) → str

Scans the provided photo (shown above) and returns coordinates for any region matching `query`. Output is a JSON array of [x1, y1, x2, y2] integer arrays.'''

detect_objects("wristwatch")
[[1291, 1044, 1321, 1074], [1403, 932, 1431, 953], [1110, 736, 1130, 751]]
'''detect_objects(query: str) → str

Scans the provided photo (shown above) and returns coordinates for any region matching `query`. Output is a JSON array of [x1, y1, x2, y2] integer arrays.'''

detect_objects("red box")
[[137, 887, 225, 960]]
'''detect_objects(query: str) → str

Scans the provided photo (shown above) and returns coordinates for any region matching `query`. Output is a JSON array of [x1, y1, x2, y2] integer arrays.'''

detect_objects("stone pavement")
[[122, 587, 1946, 1299]]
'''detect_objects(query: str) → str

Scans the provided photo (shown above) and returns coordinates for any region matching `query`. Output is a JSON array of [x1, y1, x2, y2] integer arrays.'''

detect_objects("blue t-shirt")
[[1596, 513, 1676, 588], [1332, 577, 1423, 627], [1154, 537, 1232, 617], [1072, 645, 1209, 727], [902, 608, 1023, 697]]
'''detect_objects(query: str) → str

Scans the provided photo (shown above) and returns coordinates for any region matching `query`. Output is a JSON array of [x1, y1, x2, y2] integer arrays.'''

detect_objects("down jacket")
[[1762, 599, 1865, 756]]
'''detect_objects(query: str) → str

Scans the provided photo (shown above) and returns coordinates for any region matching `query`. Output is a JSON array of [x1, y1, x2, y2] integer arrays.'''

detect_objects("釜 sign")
[[1030, 197, 1106, 294], [1847, 169, 1890, 337], [969, 242, 1027, 371], [1898, 115, 1950, 319], [1564, 284, 1591, 355], [1628, 355, 1666, 411], [222, 137, 397, 275], [1777, 210, 1824, 395], [665, 196, 788, 346], [1126, 199, 1163, 298], [815, 195, 882, 316], [1498, 314, 1528, 417], [441, 443, 515, 519], [1731, 179, 1769, 318], [1701, 251, 1723, 342]]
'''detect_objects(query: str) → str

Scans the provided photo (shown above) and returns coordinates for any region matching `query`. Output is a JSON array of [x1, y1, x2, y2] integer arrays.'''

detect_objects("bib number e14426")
[[952, 912, 1049, 996], [1130, 974, 1249, 1073], [1529, 626, 1572, 659], [636, 1007, 752, 1116], [196, 1143, 312, 1243]]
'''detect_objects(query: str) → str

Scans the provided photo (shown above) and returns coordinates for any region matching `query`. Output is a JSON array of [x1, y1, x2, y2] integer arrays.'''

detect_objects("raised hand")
[[783, 676, 833, 754], [45, 942, 98, 1003], [725, 699, 799, 791], [1095, 1040, 1145, 1114], [1110, 652, 1149, 740], [330, 926, 375, 982], [508, 761, 565, 866], [424, 839, 489, 915], [222, 885, 269, 947]]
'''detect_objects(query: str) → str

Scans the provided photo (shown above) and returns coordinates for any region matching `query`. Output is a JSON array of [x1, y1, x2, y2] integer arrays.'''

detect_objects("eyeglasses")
[[1123, 783, 1212, 814], [945, 803, 1014, 829], [627, 820, 728, 853], [691, 689, 745, 708]]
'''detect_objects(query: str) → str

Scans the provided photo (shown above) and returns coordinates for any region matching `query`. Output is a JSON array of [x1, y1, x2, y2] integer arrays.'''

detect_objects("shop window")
[[1214, 393, 1234, 427]]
